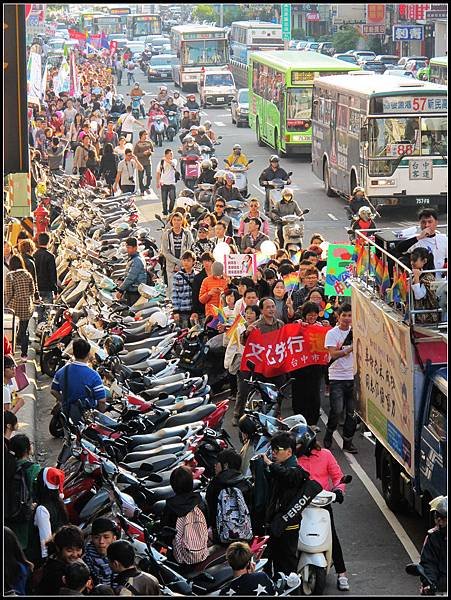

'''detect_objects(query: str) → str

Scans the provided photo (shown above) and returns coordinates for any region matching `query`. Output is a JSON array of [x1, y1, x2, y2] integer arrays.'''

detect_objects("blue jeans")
[[326, 380, 356, 441], [138, 164, 152, 193]]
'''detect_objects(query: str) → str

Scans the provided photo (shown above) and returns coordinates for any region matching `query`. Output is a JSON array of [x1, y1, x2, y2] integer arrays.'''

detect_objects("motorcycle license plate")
[[216, 97, 224, 102]]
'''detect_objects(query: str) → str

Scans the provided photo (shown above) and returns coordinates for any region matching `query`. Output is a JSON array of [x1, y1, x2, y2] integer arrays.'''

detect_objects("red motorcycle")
[[181, 154, 201, 190]]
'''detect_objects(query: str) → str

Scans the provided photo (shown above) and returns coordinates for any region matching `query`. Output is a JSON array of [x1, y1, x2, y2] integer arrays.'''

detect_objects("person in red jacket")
[[294, 426, 350, 592]]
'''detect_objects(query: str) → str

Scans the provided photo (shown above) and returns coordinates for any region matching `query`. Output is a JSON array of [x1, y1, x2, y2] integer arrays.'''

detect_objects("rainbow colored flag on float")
[[390, 266, 409, 303], [380, 259, 391, 296], [283, 271, 299, 294], [291, 250, 303, 266], [225, 314, 246, 344], [207, 305, 227, 330]]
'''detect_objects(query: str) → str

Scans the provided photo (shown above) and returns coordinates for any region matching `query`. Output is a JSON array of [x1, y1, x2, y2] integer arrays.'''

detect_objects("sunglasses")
[[271, 446, 289, 453], [215, 204, 225, 208]]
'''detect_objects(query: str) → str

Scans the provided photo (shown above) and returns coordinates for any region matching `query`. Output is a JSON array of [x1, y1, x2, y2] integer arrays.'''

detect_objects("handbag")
[[13, 363, 30, 392]]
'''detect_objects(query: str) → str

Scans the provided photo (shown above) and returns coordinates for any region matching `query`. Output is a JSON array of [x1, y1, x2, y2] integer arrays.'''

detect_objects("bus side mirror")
[[360, 127, 368, 142]]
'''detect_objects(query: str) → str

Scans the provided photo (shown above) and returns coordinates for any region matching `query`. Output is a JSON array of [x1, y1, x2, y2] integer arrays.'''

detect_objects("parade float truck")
[[351, 231, 447, 525]]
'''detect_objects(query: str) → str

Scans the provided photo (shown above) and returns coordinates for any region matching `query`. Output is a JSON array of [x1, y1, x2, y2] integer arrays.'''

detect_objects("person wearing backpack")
[[8, 434, 41, 551], [161, 465, 209, 567], [28, 468, 69, 566], [4, 526, 34, 596], [107, 540, 160, 595], [205, 449, 253, 545]]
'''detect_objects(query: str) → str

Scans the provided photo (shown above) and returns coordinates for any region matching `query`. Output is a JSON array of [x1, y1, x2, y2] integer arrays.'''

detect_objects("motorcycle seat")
[[124, 335, 172, 352], [120, 453, 179, 473], [153, 396, 205, 413], [123, 442, 186, 463], [119, 349, 152, 365], [164, 404, 216, 428], [128, 422, 203, 447], [185, 563, 234, 589], [130, 436, 182, 454], [141, 377, 202, 399]]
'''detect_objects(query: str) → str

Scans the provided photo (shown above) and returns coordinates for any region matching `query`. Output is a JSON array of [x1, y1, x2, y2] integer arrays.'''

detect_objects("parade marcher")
[[419, 496, 447, 594], [199, 260, 229, 319], [160, 212, 194, 297], [192, 224, 215, 259], [240, 217, 269, 254], [191, 251, 214, 324], [117, 106, 144, 144], [172, 250, 197, 329], [73, 134, 92, 175], [259, 155, 291, 212], [18, 238, 38, 294], [47, 137, 66, 173], [107, 540, 160, 595], [115, 237, 147, 306], [156, 148, 179, 215], [99, 143, 119, 195], [3, 358, 25, 414], [4, 527, 34, 596], [292, 266, 325, 312], [238, 198, 270, 237], [113, 148, 144, 194], [410, 247, 440, 324], [270, 279, 294, 324], [99, 120, 119, 149], [212, 197, 233, 237]]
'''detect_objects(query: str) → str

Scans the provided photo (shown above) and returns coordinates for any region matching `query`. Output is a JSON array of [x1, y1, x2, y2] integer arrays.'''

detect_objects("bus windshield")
[[286, 88, 312, 121], [135, 20, 160, 36], [369, 117, 420, 157], [205, 73, 234, 87], [181, 40, 227, 65], [420, 116, 447, 156]]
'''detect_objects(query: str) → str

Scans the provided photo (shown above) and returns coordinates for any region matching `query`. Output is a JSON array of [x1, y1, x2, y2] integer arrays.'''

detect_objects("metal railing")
[[354, 228, 448, 331]]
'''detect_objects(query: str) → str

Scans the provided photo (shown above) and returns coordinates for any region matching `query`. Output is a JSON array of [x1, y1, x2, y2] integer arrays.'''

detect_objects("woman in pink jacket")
[[295, 426, 350, 592]]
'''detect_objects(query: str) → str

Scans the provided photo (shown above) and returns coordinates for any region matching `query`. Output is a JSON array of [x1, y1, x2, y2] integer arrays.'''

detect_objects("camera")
[[129, 177, 135, 184]]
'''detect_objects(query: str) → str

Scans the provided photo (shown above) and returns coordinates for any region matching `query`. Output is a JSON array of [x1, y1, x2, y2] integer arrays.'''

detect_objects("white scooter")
[[297, 475, 352, 596], [224, 159, 253, 196]]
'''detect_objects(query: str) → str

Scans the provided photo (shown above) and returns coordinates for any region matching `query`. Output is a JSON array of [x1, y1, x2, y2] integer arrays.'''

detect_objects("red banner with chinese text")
[[68, 29, 87, 41], [240, 323, 331, 378]]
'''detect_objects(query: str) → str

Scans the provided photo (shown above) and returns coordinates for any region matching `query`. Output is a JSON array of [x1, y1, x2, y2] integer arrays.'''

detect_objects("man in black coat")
[[419, 496, 447, 593], [34, 232, 57, 321]]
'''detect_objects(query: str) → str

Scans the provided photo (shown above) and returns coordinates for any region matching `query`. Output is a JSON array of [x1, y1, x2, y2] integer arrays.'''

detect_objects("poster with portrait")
[[352, 284, 415, 476], [224, 254, 257, 278]]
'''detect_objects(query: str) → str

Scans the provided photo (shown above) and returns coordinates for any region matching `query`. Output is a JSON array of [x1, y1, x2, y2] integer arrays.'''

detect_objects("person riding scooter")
[[259, 155, 292, 212], [204, 120, 218, 144], [172, 91, 185, 109], [130, 82, 146, 117], [225, 144, 250, 168], [110, 95, 126, 118], [147, 100, 168, 138], [214, 172, 246, 203], [270, 187, 304, 248], [346, 186, 368, 219], [185, 93, 200, 110], [195, 126, 214, 151], [348, 206, 377, 243], [179, 134, 201, 182], [196, 159, 216, 185], [156, 85, 169, 103]]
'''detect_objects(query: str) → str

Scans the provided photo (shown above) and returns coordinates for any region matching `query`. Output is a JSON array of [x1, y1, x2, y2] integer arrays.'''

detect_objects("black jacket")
[[192, 269, 208, 316], [22, 253, 38, 288], [161, 490, 208, 531], [36, 556, 66, 595], [205, 468, 252, 530], [259, 166, 290, 186], [34, 247, 57, 293], [265, 455, 310, 527], [196, 169, 216, 185], [420, 526, 447, 591], [215, 184, 245, 204]]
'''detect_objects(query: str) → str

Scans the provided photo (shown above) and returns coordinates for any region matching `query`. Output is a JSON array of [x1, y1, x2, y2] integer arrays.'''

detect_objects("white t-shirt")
[[410, 233, 447, 272], [34, 505, 52, 558], [159, 158, 178, 185], [3, 383, 12, 407], [119, 112, 137, 133], [117, 158, 138, 186], [325, 326, 353, 380]]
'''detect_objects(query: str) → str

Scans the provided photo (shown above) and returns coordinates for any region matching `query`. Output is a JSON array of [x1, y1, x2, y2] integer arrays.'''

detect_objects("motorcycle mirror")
[[288, 171, 293, 176], [303, 208, 310, 214], [248, 159, 254, 164], [340, 474, 352, 484], [217, 135, 223, 139]]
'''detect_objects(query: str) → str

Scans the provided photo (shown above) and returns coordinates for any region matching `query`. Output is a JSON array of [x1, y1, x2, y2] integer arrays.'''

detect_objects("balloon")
[[213, 242, 231, 263], [260, 240, 277, 257]]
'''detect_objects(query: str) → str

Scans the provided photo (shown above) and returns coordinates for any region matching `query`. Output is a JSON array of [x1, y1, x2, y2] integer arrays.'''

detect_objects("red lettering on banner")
[[241, 323, 331, 378]]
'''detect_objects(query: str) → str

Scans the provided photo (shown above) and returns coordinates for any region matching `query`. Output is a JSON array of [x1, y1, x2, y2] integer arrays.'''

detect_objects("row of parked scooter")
[[35, 172, 346, 595]]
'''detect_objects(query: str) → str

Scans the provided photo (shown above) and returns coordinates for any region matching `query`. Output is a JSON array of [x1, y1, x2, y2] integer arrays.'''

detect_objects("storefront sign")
[[392, 25, 424, 41]]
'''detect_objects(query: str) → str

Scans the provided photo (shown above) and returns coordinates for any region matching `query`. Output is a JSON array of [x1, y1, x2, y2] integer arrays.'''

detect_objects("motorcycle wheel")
[[49, 412, 65, 438], [157, 133, 163, 147], [40, 347, 63, 378], [301, 565, 327, 596]]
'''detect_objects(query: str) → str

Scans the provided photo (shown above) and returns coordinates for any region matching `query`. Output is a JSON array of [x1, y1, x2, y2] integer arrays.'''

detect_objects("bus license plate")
[[416, 198, 430, 205]]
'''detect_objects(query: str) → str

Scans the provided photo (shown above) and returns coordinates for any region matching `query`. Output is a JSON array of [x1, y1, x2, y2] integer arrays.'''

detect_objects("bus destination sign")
[[382, 96, 447, 113]]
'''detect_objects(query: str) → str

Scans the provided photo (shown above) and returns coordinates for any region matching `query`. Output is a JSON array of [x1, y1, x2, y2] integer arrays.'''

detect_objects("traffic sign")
[[281, 4, 291, 41]]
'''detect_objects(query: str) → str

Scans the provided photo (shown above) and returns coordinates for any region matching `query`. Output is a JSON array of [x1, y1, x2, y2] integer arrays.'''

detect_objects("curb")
[[15, 353, 38, 446]]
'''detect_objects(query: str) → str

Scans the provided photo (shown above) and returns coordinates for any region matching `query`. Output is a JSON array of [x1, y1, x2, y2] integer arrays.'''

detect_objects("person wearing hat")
[[115, 237, 147, 306], [199, 261, 229, 318], [214, 171, 246, 204], [225, 144, 250, 168], [348, 206, 376, 243], [192, 223, 215, 258], [185, 93, 200, 110], [347, 186, 368, 218], [83, 518, 119, 588], [194, 125, 214, 150], [419, 496, 447, 593], [258, 155, 291, 212], [270, 186, 305, 249]]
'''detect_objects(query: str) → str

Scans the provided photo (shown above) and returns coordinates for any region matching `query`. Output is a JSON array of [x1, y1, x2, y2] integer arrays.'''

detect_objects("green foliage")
[[332, 27, 362, 53], [192, 4, 219, 24], [292, 28, 307, 40], [366, 36, 384, 54]]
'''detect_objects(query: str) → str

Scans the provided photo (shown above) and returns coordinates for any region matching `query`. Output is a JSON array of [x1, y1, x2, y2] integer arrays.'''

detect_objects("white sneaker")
[[337, 576, 350, 591]]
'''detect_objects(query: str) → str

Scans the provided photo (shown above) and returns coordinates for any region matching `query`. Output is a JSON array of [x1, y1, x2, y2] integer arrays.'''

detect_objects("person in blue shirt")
[[115, 237, 147, 306], [51, 339, 106, 424]]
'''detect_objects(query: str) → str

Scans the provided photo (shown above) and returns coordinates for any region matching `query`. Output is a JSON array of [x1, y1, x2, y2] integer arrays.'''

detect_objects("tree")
[[366, 36, 384, 54], [292, 28, 307, 40], [332, 27, 362, 53], [192, 5, 218, 24]]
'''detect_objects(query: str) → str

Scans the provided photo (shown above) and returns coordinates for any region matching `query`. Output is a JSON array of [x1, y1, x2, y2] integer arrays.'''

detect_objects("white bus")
[[230, 21, 283, 65], [311, 73, 447, 209], [170, 25, 229, 90]]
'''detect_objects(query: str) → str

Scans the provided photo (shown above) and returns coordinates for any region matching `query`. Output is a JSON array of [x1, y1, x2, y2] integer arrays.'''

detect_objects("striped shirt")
[[51, 361, 106, 408]]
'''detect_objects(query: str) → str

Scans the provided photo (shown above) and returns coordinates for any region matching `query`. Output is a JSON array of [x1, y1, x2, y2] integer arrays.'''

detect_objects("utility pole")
[[219, 4, 224, 28]]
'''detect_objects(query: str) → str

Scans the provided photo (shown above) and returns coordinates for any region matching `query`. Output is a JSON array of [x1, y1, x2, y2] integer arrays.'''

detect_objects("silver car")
[[231, 88, 249, 127]]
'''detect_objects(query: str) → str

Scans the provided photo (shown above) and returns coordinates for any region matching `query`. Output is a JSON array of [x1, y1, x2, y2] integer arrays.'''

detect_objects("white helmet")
[[184, 134, 194, 143], [358, 206, 372, 217], [148, 311, 168, 329], [282, 187, 294, 199], [159, 85, 167, 91], [353, 186, 365, 195], [214, 169, 226, 179]]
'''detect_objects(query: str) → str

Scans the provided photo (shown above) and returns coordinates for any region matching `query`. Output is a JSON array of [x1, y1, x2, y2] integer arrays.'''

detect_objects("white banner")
[[27, 51, 42, 105], [223, 254, 257, 278], [54, 57, 70, 95]]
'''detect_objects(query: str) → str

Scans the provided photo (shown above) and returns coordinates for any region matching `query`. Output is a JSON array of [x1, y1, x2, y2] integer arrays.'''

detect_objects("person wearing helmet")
[[130, 82, 146, 117], [347, 186, 368, 217], [294, 425, 351, 592], [179, 135, 200, 184], [115, 237, 147, 306], [194, 125, 214, 150], [418, 496, 447, 593], [225, 144, 249, 168], [214, 171, 245, 204], [210, 156, 218, 171], [259, 156, 291, 212], [172, 90, 185, 109], [203, 120, 217, 144], [270, 187, 304, 248], [349, 206, 376, 243], [156, 85, 169, 103], [180, 108, 192, 132], [196, 159, 216, 185], [185, 93, 200, 111]]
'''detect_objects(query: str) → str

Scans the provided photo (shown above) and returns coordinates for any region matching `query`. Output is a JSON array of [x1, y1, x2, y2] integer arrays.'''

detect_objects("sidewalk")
[[14, 349, 38, 445]]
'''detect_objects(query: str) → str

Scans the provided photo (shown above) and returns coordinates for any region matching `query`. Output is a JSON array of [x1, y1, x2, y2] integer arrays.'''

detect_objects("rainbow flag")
[[225, 314, 246, 344], [207, 305, 227, 329], [283, 271, 299, 294], [381, 259, 391, 296], [372, 254, 383, 286], [392, 267, 408, 303], [291, 250, 303, 266], [355, 243, 366, 278], [255, 251, 268, 267]]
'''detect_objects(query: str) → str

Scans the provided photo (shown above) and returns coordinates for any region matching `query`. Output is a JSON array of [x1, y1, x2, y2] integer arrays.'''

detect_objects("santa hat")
[[43, 467, 65, 499]]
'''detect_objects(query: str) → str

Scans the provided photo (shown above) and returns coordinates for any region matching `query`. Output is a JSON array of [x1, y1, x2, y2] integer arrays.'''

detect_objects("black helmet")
[[291, 423, 316, 457], [238, 415, 258, 438], [104, 335, 124, 356], [210, 157, 218, 169]]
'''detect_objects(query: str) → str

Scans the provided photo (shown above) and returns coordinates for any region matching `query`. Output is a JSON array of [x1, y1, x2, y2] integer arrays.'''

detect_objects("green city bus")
[[429, 56, 447, 86], [248, 51, 361, 155]]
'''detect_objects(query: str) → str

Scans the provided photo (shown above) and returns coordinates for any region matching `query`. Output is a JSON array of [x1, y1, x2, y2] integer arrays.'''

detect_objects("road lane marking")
[[319, 413, 420, 562], [252, 184, 265, 195], [328, 213, 338, 221], [214, 121, 227, 127]]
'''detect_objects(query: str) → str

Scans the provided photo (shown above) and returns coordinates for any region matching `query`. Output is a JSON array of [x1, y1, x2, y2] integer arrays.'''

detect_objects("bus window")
[[420, 117, 447, 156], [427, 384, 446, 440], [369, 117, 420, 157], [181, 40, 226, 65], [286, 88, 311, 122]]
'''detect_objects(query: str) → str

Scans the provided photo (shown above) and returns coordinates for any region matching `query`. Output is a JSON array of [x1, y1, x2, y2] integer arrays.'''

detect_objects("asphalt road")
[[53, 73, 439, 595]]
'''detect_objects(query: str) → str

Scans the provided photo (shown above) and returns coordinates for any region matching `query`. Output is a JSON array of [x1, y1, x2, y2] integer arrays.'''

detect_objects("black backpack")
[[7, 460, 33, 523]]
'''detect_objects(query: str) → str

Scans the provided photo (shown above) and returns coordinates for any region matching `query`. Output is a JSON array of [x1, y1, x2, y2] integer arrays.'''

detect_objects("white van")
[[198, 68, 237, 107]]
